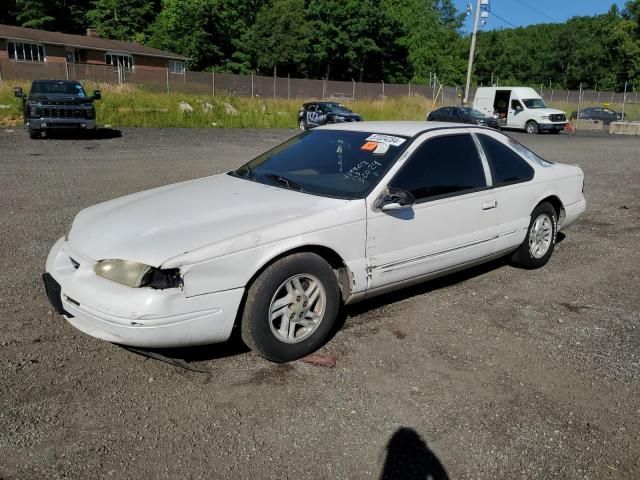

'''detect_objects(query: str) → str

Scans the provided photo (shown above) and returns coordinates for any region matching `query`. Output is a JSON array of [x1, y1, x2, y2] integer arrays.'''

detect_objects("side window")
[[477, 134, 534, 186], [511, 100, 522, 110], [389, 134, 487, 202]]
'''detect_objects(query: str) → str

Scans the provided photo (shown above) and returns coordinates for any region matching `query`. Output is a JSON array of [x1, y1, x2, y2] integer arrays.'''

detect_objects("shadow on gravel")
[[380, 427, 449, 480], [37, 128, 122, 140], [115, 327, 250, 373], [162, 334, 250, 362]]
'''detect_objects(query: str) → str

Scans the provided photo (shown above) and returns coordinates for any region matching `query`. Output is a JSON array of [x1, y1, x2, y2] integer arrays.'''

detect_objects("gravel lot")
[[1, 127, 639, 479]]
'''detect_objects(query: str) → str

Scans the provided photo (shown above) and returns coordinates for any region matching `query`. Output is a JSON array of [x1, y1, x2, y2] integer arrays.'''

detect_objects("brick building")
[[0, 24, 187, 75]]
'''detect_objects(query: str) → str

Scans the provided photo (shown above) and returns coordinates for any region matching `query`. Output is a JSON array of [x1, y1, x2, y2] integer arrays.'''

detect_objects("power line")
[[512, 0, 556, 22], [490, 9, 518, 28]]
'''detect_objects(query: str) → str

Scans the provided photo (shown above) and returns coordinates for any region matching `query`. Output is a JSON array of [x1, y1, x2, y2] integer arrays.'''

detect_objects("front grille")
[[550, 114, 566, 122], [37, 104, 92, 119]]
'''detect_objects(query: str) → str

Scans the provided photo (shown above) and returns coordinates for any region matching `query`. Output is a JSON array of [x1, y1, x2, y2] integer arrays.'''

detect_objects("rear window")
[[477, 134, 535, 186]]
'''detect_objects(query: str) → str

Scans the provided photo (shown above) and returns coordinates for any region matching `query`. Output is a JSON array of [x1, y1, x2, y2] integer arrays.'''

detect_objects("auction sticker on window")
[[365, 134, 406, 147]]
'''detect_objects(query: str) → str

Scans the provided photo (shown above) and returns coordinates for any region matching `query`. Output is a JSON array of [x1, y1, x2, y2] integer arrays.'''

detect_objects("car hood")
[[68, 174, 351, 267], [471, 115, 498, 122], [532, 108, 565, 116], [28, 93, 92, 103], [333, 112, 361, 119]]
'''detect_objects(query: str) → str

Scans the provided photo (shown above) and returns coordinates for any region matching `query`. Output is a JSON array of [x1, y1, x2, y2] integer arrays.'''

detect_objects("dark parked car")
[[14, 80, 101, 139], [569, 107, 622, 125], [298, 102, 362, 130], [427, 106, 500, 129]]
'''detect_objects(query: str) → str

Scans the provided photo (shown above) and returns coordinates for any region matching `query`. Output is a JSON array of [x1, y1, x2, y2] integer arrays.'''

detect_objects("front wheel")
[[240, 253, 340, 363], [28, 129, 40, 139], [525, 121, 539, 134], [511, 202, 557, 269]]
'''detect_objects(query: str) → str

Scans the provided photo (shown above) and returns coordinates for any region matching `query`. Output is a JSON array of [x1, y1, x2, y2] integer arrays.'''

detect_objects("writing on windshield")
[[232, 130, 409, 199]]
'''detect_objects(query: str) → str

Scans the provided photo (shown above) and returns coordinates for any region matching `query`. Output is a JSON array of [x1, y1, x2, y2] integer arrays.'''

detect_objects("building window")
[[168, 60, 185, 74], [106, 52, 134, 71], [66, 49, 87, 64], [7, 41, 46, 62]]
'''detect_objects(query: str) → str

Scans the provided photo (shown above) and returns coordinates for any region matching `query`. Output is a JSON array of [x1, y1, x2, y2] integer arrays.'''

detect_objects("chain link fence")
[[1, 59, 637, 113]]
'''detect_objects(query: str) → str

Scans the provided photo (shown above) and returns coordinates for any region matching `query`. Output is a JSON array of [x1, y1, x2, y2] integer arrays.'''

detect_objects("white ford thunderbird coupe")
[[44, 122, 586, 362]]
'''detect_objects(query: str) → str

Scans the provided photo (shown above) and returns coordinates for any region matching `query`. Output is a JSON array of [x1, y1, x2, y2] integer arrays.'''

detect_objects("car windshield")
[[522, 98, 548, 109], [326, 103, 352, 113], [460, 108, 485, 116], [31, 81, 86, 96], [231, 130, 409, 199]]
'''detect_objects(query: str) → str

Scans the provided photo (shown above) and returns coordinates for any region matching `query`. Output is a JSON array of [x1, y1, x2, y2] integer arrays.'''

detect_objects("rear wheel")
[[241, 253, 340, 363], [511, 202, 557, 269], [525, 121, 539, 135], [28, 129, 40, 139]]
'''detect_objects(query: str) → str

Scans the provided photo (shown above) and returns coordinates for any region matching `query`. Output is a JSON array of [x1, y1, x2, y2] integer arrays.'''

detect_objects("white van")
[[473, 87, 567, 134]]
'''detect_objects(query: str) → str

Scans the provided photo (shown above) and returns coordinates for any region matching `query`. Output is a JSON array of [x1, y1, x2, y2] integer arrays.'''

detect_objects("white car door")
[[474, 131, 539, 253], [508, 99, 525, 128], [365, 131, 499, 292]]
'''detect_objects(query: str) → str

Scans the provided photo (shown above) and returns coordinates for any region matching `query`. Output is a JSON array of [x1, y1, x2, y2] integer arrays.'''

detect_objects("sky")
[[454, 0, 627, 31]]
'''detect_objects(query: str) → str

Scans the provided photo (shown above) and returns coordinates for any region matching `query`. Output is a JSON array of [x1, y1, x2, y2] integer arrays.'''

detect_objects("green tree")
[[86, 0, 160, 42], [385, 0, 466, 84], [148, 0, 260, 70], [0, 0, 17, 25], [304, 0, 407, 82], [238, 0, 311, 76], [147, 0, 217, 69], [15, 0, 91, 33]]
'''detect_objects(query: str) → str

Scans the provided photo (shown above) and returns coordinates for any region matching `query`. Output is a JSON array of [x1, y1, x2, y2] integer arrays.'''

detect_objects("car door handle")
[[482, 200, 497, 210]]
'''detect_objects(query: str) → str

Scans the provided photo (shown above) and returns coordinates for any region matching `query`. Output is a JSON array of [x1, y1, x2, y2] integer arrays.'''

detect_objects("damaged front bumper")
[[44, 237, 244, 348]]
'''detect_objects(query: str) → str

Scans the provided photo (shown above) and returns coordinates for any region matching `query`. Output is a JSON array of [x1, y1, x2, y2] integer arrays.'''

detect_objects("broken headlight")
[[94, 259, 181, 289]]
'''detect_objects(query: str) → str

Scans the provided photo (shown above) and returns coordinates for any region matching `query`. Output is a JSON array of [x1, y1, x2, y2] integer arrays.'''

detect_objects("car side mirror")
[[14, 86, 24, 98], [515, 105, 523, 111], [93, 90, 101, 100], [376, 189, 416, 211]]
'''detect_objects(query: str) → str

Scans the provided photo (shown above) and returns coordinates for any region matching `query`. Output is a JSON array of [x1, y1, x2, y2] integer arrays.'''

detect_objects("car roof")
[[316, 121, 476, 137], [32, 79, 81, 85], [303, 101, 341, 106]]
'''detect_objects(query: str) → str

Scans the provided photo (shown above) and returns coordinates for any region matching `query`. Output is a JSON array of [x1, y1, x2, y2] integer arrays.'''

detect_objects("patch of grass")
[[1, 81, 637, 128], [0, 81, 432, 129]]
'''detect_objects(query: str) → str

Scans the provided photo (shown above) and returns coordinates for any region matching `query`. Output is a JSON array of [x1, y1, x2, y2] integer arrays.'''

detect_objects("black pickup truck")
[[14, 80, 101, 139]]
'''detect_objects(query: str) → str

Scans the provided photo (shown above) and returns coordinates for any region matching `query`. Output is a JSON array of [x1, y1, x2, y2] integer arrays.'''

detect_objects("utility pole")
[[463, 0, 481, 106]]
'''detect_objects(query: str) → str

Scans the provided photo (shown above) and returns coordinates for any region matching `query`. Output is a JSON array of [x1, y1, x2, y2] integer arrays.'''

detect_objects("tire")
[[298, 119, 307, 131], [28, 129, 40, 139], [511, 202, 558, 269], [240, 252, 340, 363], [525, 121, 539, 135]]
